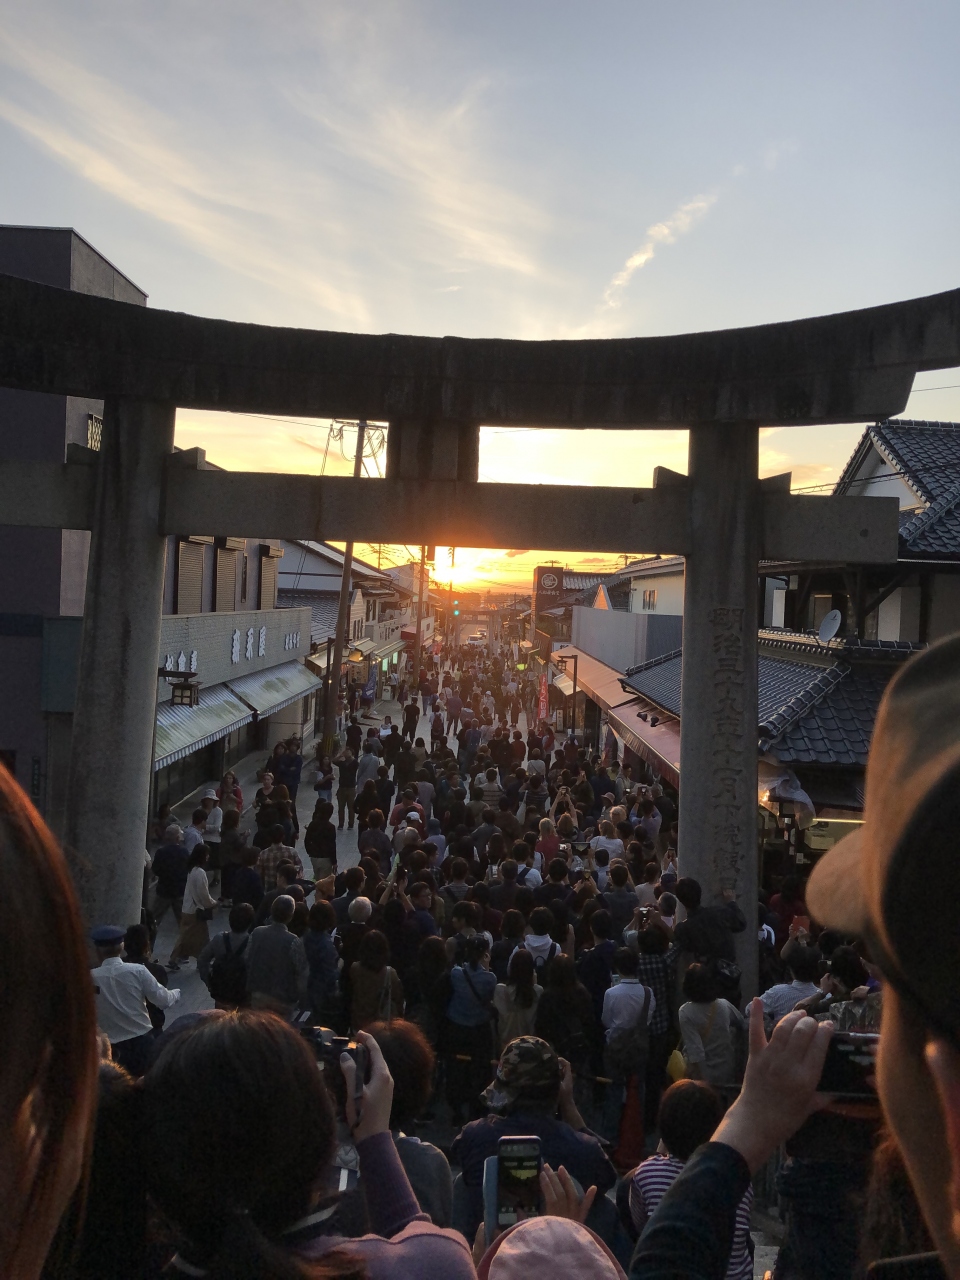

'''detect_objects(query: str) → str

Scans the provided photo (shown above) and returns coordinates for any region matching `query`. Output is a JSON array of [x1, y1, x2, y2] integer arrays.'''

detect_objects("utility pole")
[[411, 544, 427, 693], [321, 420, 366, 753]]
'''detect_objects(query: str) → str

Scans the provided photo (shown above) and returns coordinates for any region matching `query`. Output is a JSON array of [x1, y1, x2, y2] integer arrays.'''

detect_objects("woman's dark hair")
[[309, 901, 336, 932], [417, 936, 450, 987], [590, 908, 612, 940], [142, 1011, 361, 1278], [365, 1020, 435, 1131], [222, 808, 241, 833], [501, 908, 526, 941], [545, 953, 578, 991], [0, 767, 99, 1279], [358, 929, 390, 973], [638, 925, 669, 956], [858, 1129, 933, 1274], [273, 784, 291, 803], [188, 843, 209, 869], [365, 809, 383, 829], [658, 1079, 724, 1161], [507, 948, 537, 1008], [828, 944, 869, 993], [682, 962, 717, 1004], [465, 934, 490, 969], [514, 886, 535, 918]]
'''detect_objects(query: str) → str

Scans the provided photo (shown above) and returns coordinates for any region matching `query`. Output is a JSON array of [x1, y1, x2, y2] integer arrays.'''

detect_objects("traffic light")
[[453, 598, 460, 616]]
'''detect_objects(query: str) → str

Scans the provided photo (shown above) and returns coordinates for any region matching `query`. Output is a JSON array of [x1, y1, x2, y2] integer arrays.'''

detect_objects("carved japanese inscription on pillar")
[[708, 607, 748, 888]]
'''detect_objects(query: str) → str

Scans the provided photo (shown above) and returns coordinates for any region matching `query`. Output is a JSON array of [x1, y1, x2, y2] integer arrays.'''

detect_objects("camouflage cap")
[[481, 1036, 561, 1113]]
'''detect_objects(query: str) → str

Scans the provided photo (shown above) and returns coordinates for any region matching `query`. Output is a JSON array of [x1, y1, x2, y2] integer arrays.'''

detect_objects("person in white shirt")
[[169, 844, 218, 970], [760, 941, 823, 1028], [600, 947, 656, 1141], [200, 789, 223, 889], [602, 950, 657, 1041], [90, 924, 180, 1075]]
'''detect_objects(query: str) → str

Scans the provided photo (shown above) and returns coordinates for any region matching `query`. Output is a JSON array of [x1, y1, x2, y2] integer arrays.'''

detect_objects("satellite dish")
[[818, 609, 843, 644]]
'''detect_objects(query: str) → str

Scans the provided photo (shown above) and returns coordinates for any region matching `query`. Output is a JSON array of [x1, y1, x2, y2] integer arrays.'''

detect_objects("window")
[[86, 414, 103, 450], [176, 541, 203, 614], [259, 552, 278, 609], [215, 548, 238, 612], [642, 589, 657, 612], [240, 554, 248, 604]]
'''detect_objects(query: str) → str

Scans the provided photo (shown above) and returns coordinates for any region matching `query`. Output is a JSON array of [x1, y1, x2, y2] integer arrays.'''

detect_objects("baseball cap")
[[807, 634, 960, 1044], [481, 1036, 561, 1113]]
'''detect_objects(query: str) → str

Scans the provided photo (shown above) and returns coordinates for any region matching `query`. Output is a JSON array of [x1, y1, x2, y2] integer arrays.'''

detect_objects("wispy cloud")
[[602, 193, 717, 307], [0, 12, 548, 329]]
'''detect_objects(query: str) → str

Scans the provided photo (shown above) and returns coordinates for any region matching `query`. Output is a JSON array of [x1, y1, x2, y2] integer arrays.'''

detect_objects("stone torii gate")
[[2, 272, 959, 991]]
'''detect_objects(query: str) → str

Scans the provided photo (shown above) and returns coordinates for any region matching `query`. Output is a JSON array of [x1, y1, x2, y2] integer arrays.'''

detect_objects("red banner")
[[538, 673, 549, 723]]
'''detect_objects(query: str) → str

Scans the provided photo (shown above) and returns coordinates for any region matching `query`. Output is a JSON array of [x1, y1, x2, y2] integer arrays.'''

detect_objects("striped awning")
[[226, 659, 322, 718], [154, 684, 253, 771]]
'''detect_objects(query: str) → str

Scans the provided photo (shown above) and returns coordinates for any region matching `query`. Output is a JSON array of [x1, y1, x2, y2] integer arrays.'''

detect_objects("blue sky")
[[2, 1, 959, 586]]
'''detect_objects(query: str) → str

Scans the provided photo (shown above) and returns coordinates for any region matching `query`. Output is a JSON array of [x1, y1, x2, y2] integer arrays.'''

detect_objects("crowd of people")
[[7, 635, 960, 1278]]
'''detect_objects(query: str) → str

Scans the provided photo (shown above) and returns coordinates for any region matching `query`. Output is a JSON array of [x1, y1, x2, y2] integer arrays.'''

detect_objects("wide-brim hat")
[[807, 634, 960, 1043]]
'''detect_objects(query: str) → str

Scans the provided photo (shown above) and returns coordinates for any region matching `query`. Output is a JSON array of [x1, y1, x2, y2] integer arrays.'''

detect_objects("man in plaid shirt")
[[256, 825, 298, 892], [634, 924, 680, 1129]]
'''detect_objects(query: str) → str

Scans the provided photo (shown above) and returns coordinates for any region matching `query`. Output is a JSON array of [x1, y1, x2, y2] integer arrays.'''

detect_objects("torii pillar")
[[679, 423, 761, 993]]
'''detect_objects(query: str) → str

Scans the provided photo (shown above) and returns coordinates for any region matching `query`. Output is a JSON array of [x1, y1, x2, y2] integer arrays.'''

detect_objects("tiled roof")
[[562, 571, 613, 590], [619, 632, 915, 767], [763, 665, 886, 767], [835, 419, 960, 559], [277, 590, 340, 641]]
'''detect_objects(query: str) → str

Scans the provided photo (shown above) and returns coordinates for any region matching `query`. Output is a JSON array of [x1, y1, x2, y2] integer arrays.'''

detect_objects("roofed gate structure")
[[2, 266, 959, 992]]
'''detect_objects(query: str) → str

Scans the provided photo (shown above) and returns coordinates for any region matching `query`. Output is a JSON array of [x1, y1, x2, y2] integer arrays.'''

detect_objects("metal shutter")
[[259, 554, 277, 609], [177, 541, 203, 614], [215, 548, 238, 612]]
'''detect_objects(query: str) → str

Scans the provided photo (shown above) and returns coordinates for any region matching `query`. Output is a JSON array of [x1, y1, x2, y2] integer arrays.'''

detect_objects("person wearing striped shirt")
[[629, 1079, 754, 1280]]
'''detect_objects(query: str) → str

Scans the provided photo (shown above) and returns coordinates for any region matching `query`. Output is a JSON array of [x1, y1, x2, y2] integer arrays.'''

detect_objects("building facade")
[[0, 227, 322, 829]]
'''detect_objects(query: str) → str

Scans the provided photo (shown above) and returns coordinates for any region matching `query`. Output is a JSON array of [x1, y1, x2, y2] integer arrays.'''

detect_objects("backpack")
[[207, 933, 249, 1005], [524, 940, 559, 976]]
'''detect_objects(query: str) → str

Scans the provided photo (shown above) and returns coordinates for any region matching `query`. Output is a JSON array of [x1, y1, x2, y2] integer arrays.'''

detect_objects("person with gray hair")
[[348, 895, 374, 924], [245, 893, 308, 1017]]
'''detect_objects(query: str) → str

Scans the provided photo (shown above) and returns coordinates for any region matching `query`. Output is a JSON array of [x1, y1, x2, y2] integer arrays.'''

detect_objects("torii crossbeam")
[[2, 271, 958, 992]]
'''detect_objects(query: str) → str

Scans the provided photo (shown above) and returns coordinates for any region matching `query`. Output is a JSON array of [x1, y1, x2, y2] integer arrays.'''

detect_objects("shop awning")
[[346, 637, 376, 660], [154, 684, 253, 771], [369, 637, 404, 663], [606, 698, 682, 789], [550, 646, 636, 713], [226, 659, 322, 718]]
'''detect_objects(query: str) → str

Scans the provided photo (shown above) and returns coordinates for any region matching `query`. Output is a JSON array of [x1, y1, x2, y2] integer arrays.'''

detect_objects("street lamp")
[[158, 667, 201, 707], [554, 652, 578, 737]]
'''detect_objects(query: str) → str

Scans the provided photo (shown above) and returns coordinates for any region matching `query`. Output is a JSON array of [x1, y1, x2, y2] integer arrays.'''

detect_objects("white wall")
[[628, 570, 684, 615], [572, 605, 682, 671], [849, 448, 920, 510]]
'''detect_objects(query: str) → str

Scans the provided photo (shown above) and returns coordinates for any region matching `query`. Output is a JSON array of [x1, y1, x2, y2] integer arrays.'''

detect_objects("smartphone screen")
[[818, 1032, 878, 1097], [497, 1138, 542, 1227]]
